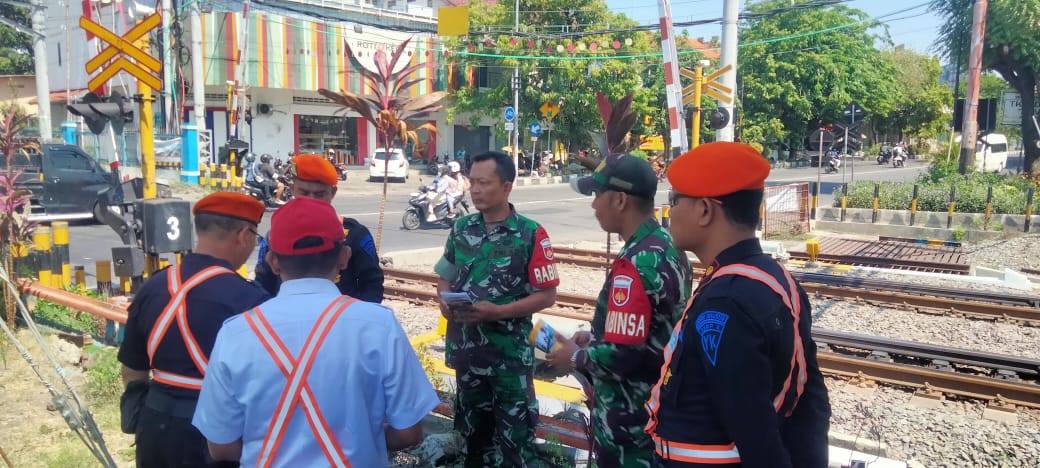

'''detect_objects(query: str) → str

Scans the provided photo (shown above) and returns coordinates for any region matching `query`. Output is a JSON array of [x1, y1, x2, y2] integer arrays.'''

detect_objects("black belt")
[[144, 389, 198, 420]]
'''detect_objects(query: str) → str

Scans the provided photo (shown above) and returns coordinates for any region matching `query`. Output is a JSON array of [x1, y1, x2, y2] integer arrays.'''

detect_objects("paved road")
[[63, 159, 929, 280]]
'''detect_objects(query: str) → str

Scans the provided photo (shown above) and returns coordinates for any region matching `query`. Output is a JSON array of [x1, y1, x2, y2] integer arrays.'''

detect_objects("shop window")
[[297, 115, 359, 162]]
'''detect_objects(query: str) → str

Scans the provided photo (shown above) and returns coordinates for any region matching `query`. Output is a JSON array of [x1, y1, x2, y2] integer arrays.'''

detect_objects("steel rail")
[[818, 353, 1040, 409], [802, 283, 1040, 324], [796, 272, 1040, 308], [812, 329, 1040, 377]]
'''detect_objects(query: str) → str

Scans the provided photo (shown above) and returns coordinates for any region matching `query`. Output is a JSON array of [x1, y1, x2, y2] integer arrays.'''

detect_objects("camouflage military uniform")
[[574, 219, 691, 468], [435, 205, 560, 468]]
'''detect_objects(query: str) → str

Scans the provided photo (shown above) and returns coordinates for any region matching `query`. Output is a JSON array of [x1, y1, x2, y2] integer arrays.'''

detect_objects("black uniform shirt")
[[118, 253, 271, 400], [255, 217, 385, 303], [652, 238, 831, 468]]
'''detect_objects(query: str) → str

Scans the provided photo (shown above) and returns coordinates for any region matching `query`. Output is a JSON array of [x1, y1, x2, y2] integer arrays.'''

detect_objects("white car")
[[368, 148, 409, 181]]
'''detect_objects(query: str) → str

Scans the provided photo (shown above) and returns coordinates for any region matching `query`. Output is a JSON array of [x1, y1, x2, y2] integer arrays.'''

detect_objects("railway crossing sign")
[[82, 13, 162, 92], [682, 64, 733, 105]]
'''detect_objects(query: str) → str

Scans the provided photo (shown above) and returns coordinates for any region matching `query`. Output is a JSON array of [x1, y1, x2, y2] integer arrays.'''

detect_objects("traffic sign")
[[531, 136, 538, 143], [682, 64, 733, 106], [539, 102, 560, 121], [843, 101, 866, 125], [504, 106, 516, 122], [529, 122, 542, 137], [504, 122, 515, 131], [81, 13, 162, 92]]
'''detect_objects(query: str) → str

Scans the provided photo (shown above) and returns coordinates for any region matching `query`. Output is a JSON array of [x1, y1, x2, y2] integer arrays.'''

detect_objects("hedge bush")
[[832, 158, 1036, 214]]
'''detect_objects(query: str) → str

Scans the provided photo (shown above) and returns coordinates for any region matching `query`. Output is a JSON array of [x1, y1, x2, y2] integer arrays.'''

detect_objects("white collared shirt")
[[193, 278, 439, 467]]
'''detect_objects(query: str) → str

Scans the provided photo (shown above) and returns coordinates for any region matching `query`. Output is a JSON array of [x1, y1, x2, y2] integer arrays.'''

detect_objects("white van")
[[975, 133, 1008, 172]]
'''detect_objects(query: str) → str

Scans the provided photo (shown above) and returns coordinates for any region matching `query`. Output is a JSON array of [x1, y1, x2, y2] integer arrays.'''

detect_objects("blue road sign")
[[504, 106, 516, 122], [529, 122, 542, 137]]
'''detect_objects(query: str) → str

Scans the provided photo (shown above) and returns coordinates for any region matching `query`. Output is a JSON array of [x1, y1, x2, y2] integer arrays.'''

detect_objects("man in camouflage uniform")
[[548, 153, 691, 468], [436, 151, 560, 467]]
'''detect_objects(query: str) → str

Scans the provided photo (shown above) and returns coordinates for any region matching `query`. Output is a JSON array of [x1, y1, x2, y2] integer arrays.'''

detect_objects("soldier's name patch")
[[695, 311, 729, 366], [604, 309, 647, 343]]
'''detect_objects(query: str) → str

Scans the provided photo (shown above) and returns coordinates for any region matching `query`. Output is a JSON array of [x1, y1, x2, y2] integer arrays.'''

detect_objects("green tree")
[[932, 0, 1040, 174], [737, 0, 899, 159], [447, 0, 656, 155], [877, 48, 951, 140], [956, 74, 1011, 100], [0, 3, 33, 75]]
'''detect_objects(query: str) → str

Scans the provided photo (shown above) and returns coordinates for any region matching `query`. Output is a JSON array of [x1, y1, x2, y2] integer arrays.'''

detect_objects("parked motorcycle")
[[402, 185, 471, 230]]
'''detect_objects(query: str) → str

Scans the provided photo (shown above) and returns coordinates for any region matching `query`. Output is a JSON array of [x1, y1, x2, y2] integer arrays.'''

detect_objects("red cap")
[[291, 154, 339, 186], [192, 191, 265, 225], [667, 142, 770, 197], [269, 197, 345, 255]]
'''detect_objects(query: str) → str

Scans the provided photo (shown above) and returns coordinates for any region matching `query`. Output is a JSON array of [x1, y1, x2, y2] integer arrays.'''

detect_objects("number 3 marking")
[[167, 216, 180, 240]]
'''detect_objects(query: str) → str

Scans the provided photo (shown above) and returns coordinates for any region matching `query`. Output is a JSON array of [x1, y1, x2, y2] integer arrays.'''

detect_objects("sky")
[[605, 0, 944, 56]]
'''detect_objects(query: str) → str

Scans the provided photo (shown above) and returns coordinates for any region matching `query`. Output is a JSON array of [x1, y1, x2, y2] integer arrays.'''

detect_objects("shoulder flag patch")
[[695, 311, 729, 366]]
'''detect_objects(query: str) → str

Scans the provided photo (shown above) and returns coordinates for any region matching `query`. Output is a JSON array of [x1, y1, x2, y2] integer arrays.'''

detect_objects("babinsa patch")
[[695, 311, 729, 366], [603, 259, 651, 345]]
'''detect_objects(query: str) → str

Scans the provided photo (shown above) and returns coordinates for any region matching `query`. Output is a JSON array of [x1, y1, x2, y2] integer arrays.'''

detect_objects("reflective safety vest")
[[244, 295, 358, 468], [645, 263, 808, 464], [147, 265, 235, 390]]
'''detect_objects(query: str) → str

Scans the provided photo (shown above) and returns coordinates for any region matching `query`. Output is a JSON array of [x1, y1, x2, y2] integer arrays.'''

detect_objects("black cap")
[[572, 153, 658, 199]]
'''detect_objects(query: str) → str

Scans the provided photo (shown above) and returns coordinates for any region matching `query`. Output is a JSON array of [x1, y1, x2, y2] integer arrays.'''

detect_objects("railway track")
[[384, 268, 1040, 408]]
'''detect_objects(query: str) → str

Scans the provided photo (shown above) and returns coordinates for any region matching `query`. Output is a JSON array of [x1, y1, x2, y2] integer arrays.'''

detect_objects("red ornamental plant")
[[318, 37, 447, 251], [0, 105, 40, 326]]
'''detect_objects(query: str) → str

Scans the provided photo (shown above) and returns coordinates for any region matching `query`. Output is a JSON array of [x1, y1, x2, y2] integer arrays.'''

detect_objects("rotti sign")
[[81, 13, 162, 92]]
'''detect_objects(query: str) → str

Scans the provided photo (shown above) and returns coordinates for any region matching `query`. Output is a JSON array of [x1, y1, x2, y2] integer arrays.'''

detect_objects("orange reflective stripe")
[[153, 370, 203, 390], [652, 434, 741, 464], [146, 265, 234, 389], [246, 296, 357, 468]]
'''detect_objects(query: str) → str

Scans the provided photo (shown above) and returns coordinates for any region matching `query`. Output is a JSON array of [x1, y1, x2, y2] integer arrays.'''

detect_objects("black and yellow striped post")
[[11, 242, 30, 278], [159, 258, 170, 270], [32, 226, 52, 286], [95, 260, 112, 297], [199, 164, 208, 187], [661, 206, 670, 228], [52, 221, 71, 287], [984, 186, 994, 230], [839, 183, 848, 222], [946, 186, 957, 229], [73, 265, 86, 288], [909, 184, 919, 226], [654, 207, 661, 224], [1025, 187, 1034, 232], [871, 183, 880, 224], [229, 150, 240, 188], [219, 164, 229, 189], [809, 182, 819, 220], [209, 163, 218, 189], [120, 276, 132, 295]]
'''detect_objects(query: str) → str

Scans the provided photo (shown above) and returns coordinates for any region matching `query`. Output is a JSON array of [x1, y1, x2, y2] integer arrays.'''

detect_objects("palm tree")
[[318, 37, 447, 251]]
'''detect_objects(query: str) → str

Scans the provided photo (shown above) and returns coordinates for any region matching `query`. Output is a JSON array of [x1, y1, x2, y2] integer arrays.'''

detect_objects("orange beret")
[[192, 191, 265, 225], [291, 154, 339, 186], [667, 142, 770, 197]]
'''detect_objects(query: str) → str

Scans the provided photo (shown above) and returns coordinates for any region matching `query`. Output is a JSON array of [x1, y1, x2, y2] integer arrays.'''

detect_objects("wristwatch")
[[570, 348, 582, 371]]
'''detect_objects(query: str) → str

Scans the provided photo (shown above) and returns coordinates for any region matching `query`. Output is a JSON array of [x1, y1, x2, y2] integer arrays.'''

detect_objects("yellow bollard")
[[33, 226, 53, 286], [120, 276, 132, 294], [52, 221, 71, 287], [73, 265, 86, 288], [95, 260, 112, 297], [805, 239, 820, 265], [654, 207, 661, 223], [11, 242, 30, 278], [661, 206, 670, 229], [209, 163, 218, 188], [220, 164, 229, 189], [159, 258, 170, 269]]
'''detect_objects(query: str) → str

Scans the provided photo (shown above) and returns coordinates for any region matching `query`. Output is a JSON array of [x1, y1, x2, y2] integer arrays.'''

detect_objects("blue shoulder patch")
[[359, 235, 377, 260], [695, 311, 729, 366]]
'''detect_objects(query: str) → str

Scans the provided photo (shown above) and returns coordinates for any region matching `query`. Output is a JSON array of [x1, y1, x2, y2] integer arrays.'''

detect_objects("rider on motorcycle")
[[427, 164, 451, 222], [259, 154, 286, 204], [446, 161, 469, 216]]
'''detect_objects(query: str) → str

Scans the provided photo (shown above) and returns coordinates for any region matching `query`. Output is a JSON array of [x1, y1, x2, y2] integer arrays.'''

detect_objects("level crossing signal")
[[66, 91, 134, 135]]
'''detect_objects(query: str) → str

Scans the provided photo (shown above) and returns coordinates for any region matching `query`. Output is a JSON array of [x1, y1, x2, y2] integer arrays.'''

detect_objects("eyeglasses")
[[668, 191, 722, 207], [249, 228, 266, 246]]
